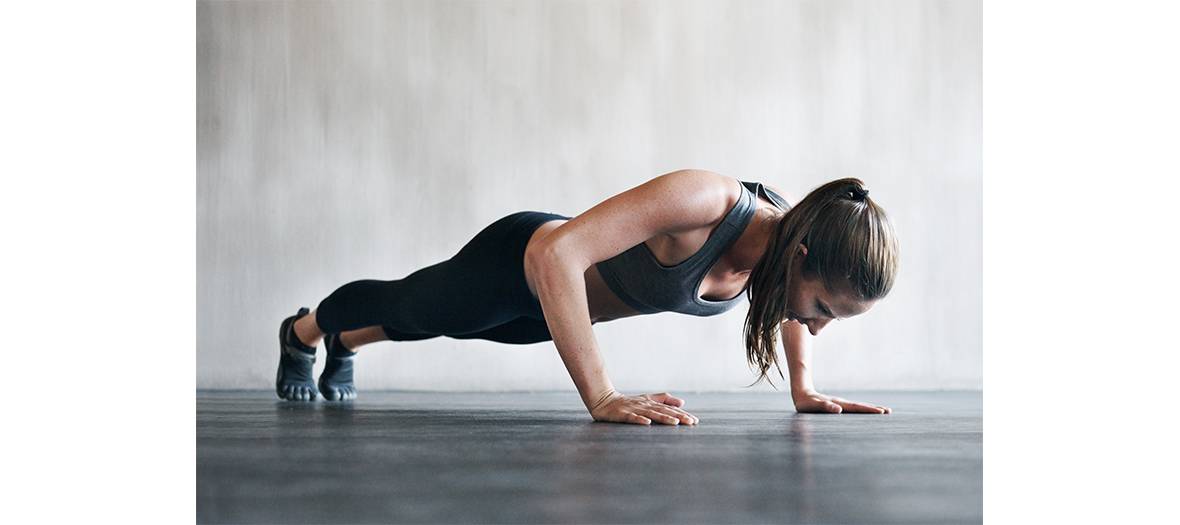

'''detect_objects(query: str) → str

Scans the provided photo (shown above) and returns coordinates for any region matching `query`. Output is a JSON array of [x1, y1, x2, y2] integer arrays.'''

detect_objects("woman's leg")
[[277, 212, 568, 401], [292, 311, 325, 348], [339, 326, 391, 349], [290, 314, 392, 352], [312, 212, 565, 338]]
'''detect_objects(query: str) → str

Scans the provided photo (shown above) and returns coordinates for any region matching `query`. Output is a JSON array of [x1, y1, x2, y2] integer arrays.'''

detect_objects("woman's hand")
[[793, 390, 891, 414], [590, 390, 699, 425]]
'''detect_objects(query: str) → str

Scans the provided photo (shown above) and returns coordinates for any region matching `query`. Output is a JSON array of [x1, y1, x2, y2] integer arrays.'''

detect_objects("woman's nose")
[[808, 318, 833, 336]]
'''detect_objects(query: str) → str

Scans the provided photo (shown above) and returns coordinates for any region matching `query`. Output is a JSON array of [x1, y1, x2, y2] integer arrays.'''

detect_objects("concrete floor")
[[197, 391, 981, 524]]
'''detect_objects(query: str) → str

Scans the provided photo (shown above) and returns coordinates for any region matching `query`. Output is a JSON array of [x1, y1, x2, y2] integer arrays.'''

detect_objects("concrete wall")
[[197, 0, 981, 392]]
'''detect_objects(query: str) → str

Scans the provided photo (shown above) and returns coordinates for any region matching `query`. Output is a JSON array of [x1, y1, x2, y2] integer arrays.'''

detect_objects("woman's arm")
[[524, 169, 735, 425], [781, 320, 892, 414]]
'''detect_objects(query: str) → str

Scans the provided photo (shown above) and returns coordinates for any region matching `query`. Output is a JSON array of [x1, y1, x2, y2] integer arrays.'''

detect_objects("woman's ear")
[[790, 244, 808, 273]]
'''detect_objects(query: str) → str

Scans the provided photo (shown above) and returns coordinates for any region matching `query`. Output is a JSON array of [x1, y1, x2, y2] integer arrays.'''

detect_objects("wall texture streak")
[[197, 0, 982, 392]]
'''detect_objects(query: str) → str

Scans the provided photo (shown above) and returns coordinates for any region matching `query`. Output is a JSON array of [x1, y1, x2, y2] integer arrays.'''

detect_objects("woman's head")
[[744, 178, 900, 385]]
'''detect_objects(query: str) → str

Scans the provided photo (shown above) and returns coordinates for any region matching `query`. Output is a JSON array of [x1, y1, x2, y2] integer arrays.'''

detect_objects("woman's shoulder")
[[576, 169, 741, 237], [650, 169, 744, 208], [668, 170, 800, 209]]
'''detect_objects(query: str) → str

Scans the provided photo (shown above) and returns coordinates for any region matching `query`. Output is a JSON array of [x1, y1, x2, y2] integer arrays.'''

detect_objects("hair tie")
[[849, 187, 869, 200]]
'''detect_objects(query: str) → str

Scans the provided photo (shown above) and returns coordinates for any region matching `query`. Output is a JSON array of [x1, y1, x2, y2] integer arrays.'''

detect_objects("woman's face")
[[784, 247, 878, 336]]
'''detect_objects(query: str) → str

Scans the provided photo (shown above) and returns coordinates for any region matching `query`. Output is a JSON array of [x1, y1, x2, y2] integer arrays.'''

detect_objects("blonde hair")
[[743, 178, 900, 386]]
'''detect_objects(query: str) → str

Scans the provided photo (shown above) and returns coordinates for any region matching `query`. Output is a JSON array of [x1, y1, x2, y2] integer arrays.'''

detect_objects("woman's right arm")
[[782, 320, 891, 414], [523, 169, 735, 425]]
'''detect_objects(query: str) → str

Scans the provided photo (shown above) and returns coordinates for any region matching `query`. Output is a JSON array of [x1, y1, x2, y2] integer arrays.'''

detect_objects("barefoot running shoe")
[[318, 333, 357, 401], [276, 307, 318, 401]]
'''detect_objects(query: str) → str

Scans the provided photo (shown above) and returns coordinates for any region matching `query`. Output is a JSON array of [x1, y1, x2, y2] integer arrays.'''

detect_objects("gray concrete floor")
[[197, 391, 981, 524]]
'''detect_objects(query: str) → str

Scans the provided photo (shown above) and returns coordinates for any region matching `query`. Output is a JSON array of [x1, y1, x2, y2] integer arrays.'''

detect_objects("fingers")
[[635, 404, 697, 425], [628, 413, 652, 425], [834, 399, 892, 414], [639, 393, 696, 424], [646, 392, 685, 407], [596, 394, 699, 425]]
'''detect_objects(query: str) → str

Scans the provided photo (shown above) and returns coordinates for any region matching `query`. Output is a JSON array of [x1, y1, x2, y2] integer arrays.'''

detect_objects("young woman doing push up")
[[276, 169, 900, 425]]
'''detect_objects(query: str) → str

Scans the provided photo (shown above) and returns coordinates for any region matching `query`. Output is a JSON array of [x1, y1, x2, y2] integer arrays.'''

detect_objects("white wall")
[[197, 0, 981, 392]]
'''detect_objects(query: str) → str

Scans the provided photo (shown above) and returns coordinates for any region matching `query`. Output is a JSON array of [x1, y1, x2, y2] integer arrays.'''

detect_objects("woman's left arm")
[[781, 320, 892, 414]]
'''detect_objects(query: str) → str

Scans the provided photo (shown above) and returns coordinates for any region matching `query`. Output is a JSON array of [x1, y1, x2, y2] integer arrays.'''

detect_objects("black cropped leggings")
[[314, 211, 570, 345]]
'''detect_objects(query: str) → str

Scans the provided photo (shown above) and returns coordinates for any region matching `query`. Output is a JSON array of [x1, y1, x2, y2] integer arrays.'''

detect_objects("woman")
[[276, 169, 900, 425]]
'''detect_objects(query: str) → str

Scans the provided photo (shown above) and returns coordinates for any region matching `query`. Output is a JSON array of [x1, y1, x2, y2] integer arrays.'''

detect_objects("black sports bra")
[[595, 180, 790, 316]]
